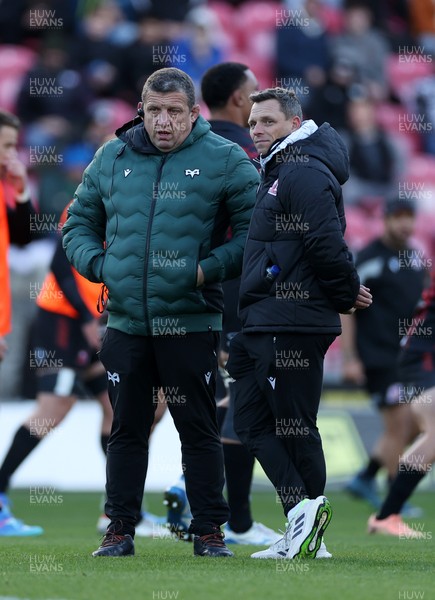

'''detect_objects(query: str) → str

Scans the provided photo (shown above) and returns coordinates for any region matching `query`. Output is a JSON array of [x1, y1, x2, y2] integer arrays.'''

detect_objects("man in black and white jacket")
[[226, 87, 372, 560]]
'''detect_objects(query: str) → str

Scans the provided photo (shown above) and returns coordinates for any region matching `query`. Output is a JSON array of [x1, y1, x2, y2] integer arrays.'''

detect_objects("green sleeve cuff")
[[199, 255, 225, 283]]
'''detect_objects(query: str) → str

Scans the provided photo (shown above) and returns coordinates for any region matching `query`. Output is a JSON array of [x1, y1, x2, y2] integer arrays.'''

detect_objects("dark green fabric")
[[62, 116, 258, 336]]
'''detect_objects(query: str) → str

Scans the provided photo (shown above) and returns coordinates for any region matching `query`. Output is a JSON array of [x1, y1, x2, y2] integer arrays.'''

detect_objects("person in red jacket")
[[0, 109, 40, 536], [0, 205, 109, 538], [0, 110, 34, 359]]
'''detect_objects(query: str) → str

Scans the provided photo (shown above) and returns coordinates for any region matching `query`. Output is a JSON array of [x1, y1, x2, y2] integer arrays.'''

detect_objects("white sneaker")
[[316, 539, 332, 559], [97, 512, 173, 538], [97, 514, 110, 534], [251, 498, 309, 559], [251, 496, 332, 559], [136, 512, 174, 538], [224, 521, 281, 545]]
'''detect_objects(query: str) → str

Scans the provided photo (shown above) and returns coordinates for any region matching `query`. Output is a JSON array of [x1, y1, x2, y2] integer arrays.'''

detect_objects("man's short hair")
[[384, 197, 417, 217], [250, 88, 302, 120], [201, 62, 250, 110], [142, 68, 196, 109], [0, 110, 20, 131]]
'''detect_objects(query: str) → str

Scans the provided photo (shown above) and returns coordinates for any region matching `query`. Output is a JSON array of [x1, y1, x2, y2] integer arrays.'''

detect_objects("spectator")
[[16, 36, 90, 146], [175, 7, 226, 96], [330, 0, 389, 101], [409, 0, 435, 58], [340, 96, 403, 206], [276, 0, 330, 107], [305, 57, 364, 131]]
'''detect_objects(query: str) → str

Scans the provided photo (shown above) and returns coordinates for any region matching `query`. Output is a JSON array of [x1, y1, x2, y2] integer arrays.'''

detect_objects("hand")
[[342, 355, 366, 385], [354, 285, 372, 310], [81, 319, 101, 350], [5, 155, 28, 198], [0, 337, 8, 361], [196, 265, 205, 287]]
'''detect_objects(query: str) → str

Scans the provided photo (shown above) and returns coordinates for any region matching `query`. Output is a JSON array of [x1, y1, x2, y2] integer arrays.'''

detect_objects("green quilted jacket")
[[62, 115, 259, 336]]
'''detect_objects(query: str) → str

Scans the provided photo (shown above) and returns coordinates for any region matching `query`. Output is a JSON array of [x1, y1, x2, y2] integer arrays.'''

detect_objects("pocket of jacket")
[[243, 251, 276, 295]]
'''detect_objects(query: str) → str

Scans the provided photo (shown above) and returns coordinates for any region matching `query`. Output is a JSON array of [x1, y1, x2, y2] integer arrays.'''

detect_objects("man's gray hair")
[[250, 88, 302, 120], [142, 68, 196, 109], [0, 109, 20, 131]]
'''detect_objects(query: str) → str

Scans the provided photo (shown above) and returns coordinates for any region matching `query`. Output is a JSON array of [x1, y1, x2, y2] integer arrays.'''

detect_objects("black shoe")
[[193, 528, 234, 557], [92, 522, 135, 557]]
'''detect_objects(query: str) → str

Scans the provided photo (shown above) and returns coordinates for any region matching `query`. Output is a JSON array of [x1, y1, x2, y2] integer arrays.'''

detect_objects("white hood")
[[259, 119, 318, 170]]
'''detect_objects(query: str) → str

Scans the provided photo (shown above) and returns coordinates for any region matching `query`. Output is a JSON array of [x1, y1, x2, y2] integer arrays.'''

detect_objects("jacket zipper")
[[143, 154, 167, 331]]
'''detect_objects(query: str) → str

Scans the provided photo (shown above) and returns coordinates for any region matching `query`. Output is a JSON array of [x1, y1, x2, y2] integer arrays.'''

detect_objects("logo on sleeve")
[[107, 371, 120, 386], [124, 169, 132, 177], [267, 376, 276, 390]]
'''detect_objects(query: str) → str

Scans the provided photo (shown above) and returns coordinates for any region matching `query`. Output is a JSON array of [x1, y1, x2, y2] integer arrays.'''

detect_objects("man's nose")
[[156, 111, 170, 125]]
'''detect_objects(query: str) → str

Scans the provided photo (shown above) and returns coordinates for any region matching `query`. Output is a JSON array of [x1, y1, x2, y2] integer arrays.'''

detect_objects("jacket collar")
[[259, 119, 318, 170], [115, 115, 211, 155]]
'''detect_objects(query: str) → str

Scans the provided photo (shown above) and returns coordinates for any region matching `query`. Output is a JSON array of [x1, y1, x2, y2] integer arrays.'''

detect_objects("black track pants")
[[226, 332, 335, 516], [99, 327, 229, 536]]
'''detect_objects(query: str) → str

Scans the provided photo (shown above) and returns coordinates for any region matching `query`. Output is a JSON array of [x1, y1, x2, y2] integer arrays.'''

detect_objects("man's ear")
[[232, 89, 244, 108], [190, 104, 201, 122], [292, 115, 302, 131]]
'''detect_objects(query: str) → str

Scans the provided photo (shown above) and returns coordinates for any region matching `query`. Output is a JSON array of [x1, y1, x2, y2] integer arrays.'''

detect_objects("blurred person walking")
[[0, 109, 40, 535], [343, 198, 427, 514], [368, 269, 435, 537]]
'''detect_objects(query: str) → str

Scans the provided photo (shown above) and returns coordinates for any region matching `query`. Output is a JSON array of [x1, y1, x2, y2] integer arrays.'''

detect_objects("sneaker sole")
[[293, 498, 333, 559]]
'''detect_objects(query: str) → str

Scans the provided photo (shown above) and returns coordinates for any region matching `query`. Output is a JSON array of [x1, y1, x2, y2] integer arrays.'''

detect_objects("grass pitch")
[[0, 490, 434, 600]]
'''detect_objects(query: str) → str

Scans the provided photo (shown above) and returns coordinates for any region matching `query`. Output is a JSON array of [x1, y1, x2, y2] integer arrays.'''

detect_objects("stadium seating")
[[0, 45, 37, 112], [387, 52, 433, 101], [376, 102, 422, 154]]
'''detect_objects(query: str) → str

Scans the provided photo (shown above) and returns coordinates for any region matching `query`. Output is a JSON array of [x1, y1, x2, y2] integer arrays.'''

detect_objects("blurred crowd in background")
[[1, 0, 435, 398]]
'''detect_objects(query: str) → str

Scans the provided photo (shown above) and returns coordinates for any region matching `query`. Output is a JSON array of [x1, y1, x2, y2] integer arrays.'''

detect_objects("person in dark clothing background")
[[201, 62, 258, 161], [226, 87, 372, 560], [342, 198, 427, 513], [369, 268, 435, 537], [340, 97, 402, 206]]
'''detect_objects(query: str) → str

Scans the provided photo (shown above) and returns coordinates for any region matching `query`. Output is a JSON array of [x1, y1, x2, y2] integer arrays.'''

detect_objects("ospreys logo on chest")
[[185, 168, 200, 178]]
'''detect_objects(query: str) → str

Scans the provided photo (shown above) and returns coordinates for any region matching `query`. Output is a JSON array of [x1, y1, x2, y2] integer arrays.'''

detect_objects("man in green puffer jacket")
[[62, 67, 258, 558]]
